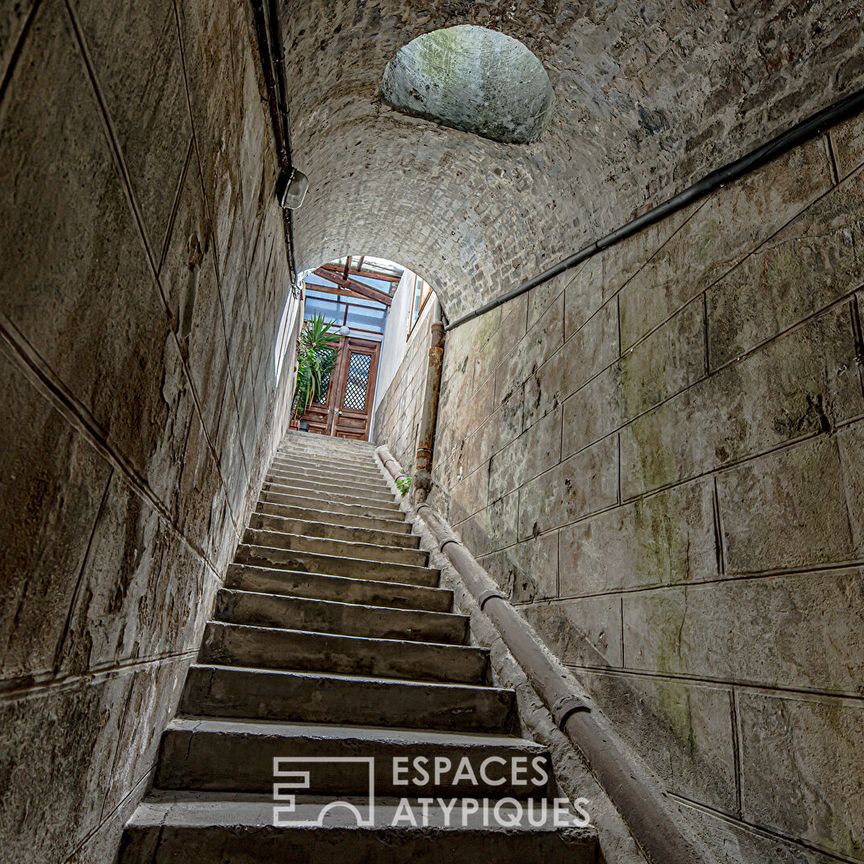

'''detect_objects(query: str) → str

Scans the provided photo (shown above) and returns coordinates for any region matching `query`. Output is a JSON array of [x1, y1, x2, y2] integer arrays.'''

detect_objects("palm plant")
[[292, 314, 340, 421]]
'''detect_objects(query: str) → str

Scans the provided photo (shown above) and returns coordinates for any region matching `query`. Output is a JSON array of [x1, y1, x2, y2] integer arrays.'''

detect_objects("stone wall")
[[373, 299, 435, 474], [0, 1, 296, 861], [414, 115, 864, 863], [284, 0, 864, 320]]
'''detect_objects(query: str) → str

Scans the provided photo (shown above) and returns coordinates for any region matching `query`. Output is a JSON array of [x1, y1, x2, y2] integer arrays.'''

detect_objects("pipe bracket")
[[477, 589, 507, 610], [552, 693, 593, 728]]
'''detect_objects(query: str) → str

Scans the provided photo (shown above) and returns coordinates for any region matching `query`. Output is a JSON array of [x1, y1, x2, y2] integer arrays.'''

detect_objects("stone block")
[[563, 257, 603, 339], [681, 797, 846, 864], [448, 464, 489, 525], [708, 167, 864, 367], [521, 596, 623, 668], [527, 270, 570, 330], [524, 344, 567, 429], [618, 138, 833, 349], [576, 671, 737, 812], [558, 478, 717, 596], [518, 434, 618, 539], [563, 297, 705, 458], [492, 293, 529, 371], [559, 299, 619, 399], [102, 656, 193, 816], [488, 407, 561, 500], [71, 0, 192, 254], [839, 420, 864, 555], [622, 568, 864, 693], [457, 491, 518, 557], [1, 0, 35, 86], [0, 350, 111, 682], [620, 300, 864, 497], [160, 154, 230, 444], [0, 0, 180, 484], [60, 475, 165, 671], [0, 673, 131, 864], [495, 294, 563, 404], [175, 0, 244, 268], [479, 530, 558, 602], [738, 692, 864, 859], [717, 435, 863, 574], [830, 111, 864, 180]]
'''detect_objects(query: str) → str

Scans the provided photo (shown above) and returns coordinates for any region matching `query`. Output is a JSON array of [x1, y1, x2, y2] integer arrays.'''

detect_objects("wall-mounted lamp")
[[338, 325, 350, 336], [276, 167, 309, 209]]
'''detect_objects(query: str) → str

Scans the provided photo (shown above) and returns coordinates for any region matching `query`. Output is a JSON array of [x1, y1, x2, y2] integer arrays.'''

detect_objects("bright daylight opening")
[[288, 255, 436, 441]]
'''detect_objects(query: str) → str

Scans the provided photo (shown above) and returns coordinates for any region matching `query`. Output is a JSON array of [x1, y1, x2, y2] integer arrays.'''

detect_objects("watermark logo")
[[273, 757, 376, 827], [272, 754, 591, 829]]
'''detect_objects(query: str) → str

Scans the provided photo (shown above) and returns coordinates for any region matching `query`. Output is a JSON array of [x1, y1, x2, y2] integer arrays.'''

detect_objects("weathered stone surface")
[[381, 25, 554, 145], [159, 155, 230, 444], [61, 474, 208, 672], [495, 294, 563, 404], [682, 797, 848, 864], [71, 0, 192, 254], [839, 420, 864, 555], [830, 110, 864, 180], [462, 386, 522, 475], [558, 478, 717, 597], [457, 490, 518, 557], [618, 138, 833, 349], [576, 671, 737, 812], [488, 406, 561, 500], [517, 435, 618, 539], [479, 530, 558, 602], [447, 464, 489, 525], [620, 300, 864, 497], [0, 1, 177, 482], [559, 299, 619, 398], [563, 297, 705, 458], [708, 166, 864, 367], [563, 258, 603, 339], [738, 692, 864, 859], [622, 568, 864, 693], [717, 435, 864, 574], [0, 351, 111, 682], [288, 0, 863, 320], [522, 596, 623, 668], [0, 674, 131, 864]]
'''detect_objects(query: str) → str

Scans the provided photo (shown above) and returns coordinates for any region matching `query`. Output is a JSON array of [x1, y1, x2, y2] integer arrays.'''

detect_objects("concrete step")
[[257, 494, 404, 523], [243, 528, 427, 566], [234, 544, 440, 587], [264, 478, 396, 506], [260, 487, 401, 517], [280, 432, 376, 453], [252, 503, 411, 534], [120, 793, 597, 864], [249, 512, 416, 547], [271, 458, 385, 483], [268, 467, 389, 493], [155, 718, 550, 797], [226, 565, 453, 613], [276, 447, 378, 468], [215, 590, 468, 644], [201, 621, 487, 683], [180, 666, 515, 731]]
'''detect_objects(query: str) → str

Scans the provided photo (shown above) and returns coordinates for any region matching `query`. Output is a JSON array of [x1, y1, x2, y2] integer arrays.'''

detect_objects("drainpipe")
[[377, 443, 706, 864], [412, 301, 445, 503]]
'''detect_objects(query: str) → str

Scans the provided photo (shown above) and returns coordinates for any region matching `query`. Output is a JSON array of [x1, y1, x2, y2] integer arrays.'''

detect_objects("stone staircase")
[[118, 432, 597, 862]]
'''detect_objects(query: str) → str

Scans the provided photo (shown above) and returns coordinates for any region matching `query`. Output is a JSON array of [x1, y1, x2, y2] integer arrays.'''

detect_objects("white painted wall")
[[371, 269, 435, 434]]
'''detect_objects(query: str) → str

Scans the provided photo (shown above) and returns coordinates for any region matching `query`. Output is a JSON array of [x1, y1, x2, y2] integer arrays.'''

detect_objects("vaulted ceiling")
[[280, 0, 863, 319]]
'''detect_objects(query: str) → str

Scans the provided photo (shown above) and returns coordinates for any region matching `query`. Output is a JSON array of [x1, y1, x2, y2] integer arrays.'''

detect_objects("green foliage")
[[395, 475, 412, 497], [293, 315, 339, 421]]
